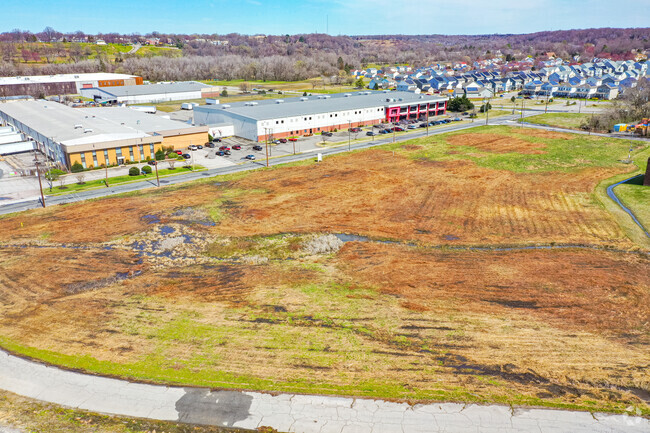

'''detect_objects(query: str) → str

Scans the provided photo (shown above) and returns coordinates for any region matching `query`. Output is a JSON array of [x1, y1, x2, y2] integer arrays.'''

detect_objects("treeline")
[[0, 55, 342, 82], [0, 27, 648, 83]]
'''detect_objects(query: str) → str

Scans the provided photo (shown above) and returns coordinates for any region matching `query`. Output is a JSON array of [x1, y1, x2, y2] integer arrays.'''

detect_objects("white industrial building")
[[80, 81, 220, 104], [193, 91, 449, 142], [0, 73, 143, 97]]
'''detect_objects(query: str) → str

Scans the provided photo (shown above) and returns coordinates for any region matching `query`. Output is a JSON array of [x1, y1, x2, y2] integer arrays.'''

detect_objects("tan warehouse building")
[[0, 100, 208, 169]]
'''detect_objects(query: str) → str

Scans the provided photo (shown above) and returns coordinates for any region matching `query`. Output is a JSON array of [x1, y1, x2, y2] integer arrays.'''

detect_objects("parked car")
[[288, 137, 298, 142], [245, 154, 256, 160], [212, 138, 222, 142], [462, 112, 469, 116], [453, 117, 462, 121], [232, 145, 242, 150], [419, 123, 428, 128], [182, 153, 191, 159], [188, 145, 198, 151], [147, 160, 157, 166], [378, 129, 388, 134], [197, 145, 203, 149], [279, 138, 287, 143], [366, 131, 376, 136], [206, 142, 215, 148], [394, 126, 405, 132], [322, 131, 333, 137], [348, 127, 362, 132], [382, 129, 392, 133], [223, 149, 231, 155], [219, 145, 230, 151], [174, 150, 183, 155], [253, 145, 263, 151], [273, 140, 281, 144], [407, 124, 417, 129], [216, 150, 225, 156]]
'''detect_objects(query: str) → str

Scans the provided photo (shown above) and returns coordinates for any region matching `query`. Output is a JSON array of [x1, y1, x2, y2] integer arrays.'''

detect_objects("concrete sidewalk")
[[0, 349, 647, 432]]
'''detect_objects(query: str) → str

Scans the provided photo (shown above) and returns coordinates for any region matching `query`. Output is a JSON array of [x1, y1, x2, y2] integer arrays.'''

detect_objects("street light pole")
[[154, 158, 160, 187], [348, 120, 351, 151], [520, 98, 525, 127]]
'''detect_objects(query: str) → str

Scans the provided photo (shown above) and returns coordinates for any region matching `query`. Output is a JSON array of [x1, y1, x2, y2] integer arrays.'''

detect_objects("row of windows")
[[269, 107, 385, 126], [79, 144, 155, 168]]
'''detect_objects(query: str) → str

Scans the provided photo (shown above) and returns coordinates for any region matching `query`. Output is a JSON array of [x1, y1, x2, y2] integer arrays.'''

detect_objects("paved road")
[[0, 349, 647, 433]]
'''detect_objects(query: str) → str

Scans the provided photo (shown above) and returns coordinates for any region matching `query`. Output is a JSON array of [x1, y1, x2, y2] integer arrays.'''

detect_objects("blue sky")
[[4, 0, 649, 36]]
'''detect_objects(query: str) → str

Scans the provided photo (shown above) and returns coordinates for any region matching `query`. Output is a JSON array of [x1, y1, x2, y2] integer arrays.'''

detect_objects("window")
[[149, 144, 154, 154], [104, 149, 109, 164], [115, 148, 122, 156], [129, 147, 135, 161], [92, 150, 98, 167], [275, 120, 279, 124], [138, 145, 144, 159], [281, 120, 284, 124]]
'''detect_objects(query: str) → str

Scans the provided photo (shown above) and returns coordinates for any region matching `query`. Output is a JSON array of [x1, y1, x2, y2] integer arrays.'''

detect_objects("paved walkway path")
[[0, 350, 647, 432]]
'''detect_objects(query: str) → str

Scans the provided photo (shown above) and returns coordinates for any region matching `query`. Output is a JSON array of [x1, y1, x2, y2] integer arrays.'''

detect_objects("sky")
[[4, 0, 649, 36]]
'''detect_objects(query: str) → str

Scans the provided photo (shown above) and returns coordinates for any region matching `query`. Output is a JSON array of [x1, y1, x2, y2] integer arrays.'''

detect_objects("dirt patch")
[[516, 129, 573, 140], [140, 263, 321, 304], [447, 133, 547, 154], [401, 144, 423, 151], [337, 242, 650, 343]]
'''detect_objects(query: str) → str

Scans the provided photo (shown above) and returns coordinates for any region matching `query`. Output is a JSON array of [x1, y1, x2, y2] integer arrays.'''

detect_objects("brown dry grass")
[[0, 129, 647, 412], [0, 185, 216, 244], [448, 133, 547, 154], [211, 151, 629, 246], [336, 242, 650, 343]]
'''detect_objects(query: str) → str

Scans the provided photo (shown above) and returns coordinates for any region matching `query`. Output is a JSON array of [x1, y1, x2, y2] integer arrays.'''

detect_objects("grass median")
[[47, 165, 206, 195]]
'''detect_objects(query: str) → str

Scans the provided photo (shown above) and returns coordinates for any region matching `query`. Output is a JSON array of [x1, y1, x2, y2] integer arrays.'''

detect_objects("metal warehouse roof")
[[97, 81, 211, 97], [0, 73, 139, 86], [0, 100, 197, 147], [195, 91, 448, 121]]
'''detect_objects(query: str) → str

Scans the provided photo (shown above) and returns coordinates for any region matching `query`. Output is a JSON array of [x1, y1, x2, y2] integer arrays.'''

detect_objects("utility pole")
[[426, 105, 429, 136], [520, 98, 525, 127], [485, 97, 490, 126], [154, 159, 160, 187], [34, 160, 45, 208], [265, 128, 270, 168]]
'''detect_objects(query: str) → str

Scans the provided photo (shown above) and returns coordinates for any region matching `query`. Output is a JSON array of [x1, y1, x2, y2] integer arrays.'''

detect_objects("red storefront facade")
[[385, 100, 447, 123]]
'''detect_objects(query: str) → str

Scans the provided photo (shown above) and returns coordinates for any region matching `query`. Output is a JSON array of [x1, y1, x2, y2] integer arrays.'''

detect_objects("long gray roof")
[[98, 81, 209, 97], [0, 100, 198, 146], [195, 91, 448, 121]]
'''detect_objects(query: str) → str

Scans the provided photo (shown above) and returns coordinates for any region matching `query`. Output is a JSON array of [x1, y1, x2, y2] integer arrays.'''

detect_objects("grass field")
[[0, 126, 648, 416], [6, 42, 180, 65], [522, 113, 592, 129]]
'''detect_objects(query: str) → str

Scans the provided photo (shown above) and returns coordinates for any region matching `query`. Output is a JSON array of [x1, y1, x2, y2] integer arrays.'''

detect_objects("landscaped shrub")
[[128, 167, 140, 176], [141, 165, 152, 174], [71, 162, 84, 173]]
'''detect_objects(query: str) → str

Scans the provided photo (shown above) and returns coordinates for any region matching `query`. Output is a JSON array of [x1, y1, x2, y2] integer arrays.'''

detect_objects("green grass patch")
[[386, 124, 646, 173], [522, 112, 592, 129], [47, 166, 205, 195]]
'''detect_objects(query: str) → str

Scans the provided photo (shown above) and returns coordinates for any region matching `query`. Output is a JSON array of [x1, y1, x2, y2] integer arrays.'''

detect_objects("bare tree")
[[75, 173, 86, 184], [167, 159, 176, 170]]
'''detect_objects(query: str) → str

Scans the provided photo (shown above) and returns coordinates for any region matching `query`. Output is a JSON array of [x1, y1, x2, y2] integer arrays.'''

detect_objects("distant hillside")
[[0, 27, 647, 82]]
